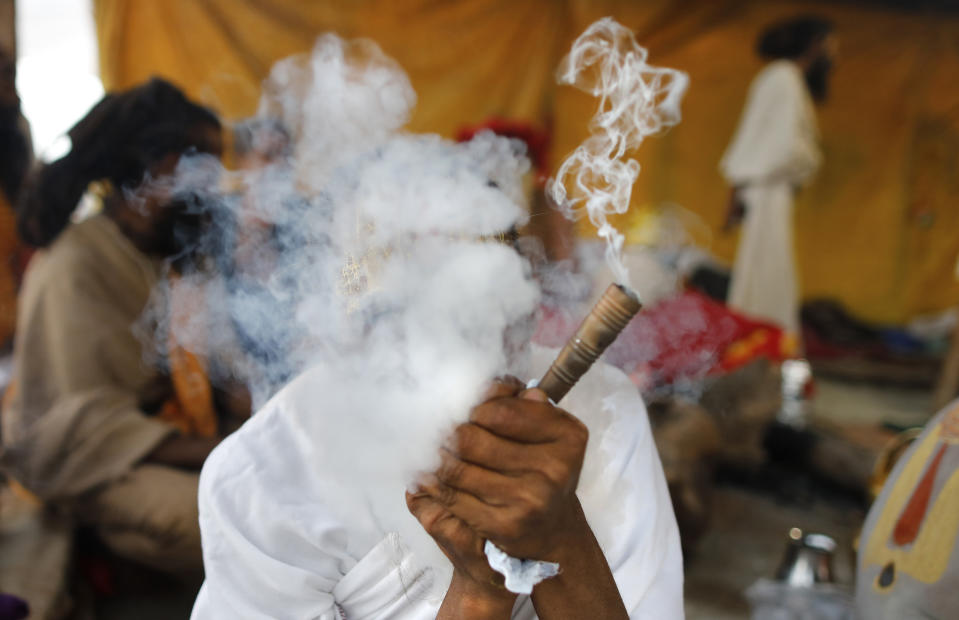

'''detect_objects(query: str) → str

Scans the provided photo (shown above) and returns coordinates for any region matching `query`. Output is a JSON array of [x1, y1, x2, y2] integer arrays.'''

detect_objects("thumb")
[[518, 387, 549, 403]]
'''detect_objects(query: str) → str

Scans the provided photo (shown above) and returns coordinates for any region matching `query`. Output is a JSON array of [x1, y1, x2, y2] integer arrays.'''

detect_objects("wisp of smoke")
[[548, 17, 688, 293]]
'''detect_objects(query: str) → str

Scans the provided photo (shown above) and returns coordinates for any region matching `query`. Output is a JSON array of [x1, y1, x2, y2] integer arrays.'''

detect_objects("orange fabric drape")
[[157, 275, 217, 438], [0, 191, 21, 347], [94, 0, 565, 134], [158, 344, 217, 438], [94, 0, 959, 325]]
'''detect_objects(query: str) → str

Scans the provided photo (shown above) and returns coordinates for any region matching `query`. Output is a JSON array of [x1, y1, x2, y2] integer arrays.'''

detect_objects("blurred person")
[[857, 402, 959, 618], [0, 78, 227, 575], [234, 116, 291, 172], [456, 119, 576, 265], [230, 116, 292, 285], [0, 47, 34, 349], [721, 16, 837, 336], [221, 117, 302, 405]]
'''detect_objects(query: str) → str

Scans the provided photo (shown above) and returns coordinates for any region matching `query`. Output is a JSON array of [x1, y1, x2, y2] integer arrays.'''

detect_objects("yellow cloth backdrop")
[[94, 0, 959, 325]]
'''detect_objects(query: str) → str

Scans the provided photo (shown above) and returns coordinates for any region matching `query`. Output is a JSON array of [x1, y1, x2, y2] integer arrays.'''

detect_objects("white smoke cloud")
[[548, 17, 688, 294], [144, 19, 690, 598], [152, 34, 538, 411], [141, 33, 543, 593]]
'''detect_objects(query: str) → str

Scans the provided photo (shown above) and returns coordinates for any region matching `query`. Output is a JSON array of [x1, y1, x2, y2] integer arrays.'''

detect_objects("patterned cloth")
[[857, 403, 959, 619]]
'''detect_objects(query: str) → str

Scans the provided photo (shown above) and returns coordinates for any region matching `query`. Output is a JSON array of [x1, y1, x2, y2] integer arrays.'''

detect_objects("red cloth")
[[534, 289, 791, 391], [455, 117, 551, 186]]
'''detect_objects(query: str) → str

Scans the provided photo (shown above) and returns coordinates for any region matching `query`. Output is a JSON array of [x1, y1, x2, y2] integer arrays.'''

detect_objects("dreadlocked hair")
[[17, 77, 220, 247], [756, 15, 834, 61]]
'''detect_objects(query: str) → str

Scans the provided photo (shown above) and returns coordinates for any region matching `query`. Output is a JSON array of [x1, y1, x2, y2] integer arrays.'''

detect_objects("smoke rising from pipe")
[[548, 17, 688, 294]]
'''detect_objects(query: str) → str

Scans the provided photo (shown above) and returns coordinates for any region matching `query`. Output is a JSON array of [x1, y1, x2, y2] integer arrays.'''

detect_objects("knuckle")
[[429, 518, 458, 546], [448, 521, 474, 550], [424, 515, 443, 536], [542, 460, 572, 485], [420, 506, 446, 535], [515, 482, 549, 514], [469, 400, 492, 423], [439, 482, 458, 507], [406, 492, 424, 516], [438, 456, 466, 487], [488, 400, 514, 425], [516, 501, 539, 527], [453, 425, 477, 455], [406, 500, 419, 518], [488, 376, 523, 399], [482, 400, 508, 426], [567, 416, 589, 447]]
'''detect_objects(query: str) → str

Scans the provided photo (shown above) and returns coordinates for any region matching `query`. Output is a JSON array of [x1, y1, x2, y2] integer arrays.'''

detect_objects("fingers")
[[469, 394, 587, 445], [416, 473, 503, 537], [449, 420, 588, 486], [435, 449, 520, 506], [406, 492, 512, 593], [406, 490, 447, 531], [478, 376, 525, 403], [416, 469, 559, 549], [519, 387, 549, 403], [406, 492, 484, 558], [448, 423, 552, 473]]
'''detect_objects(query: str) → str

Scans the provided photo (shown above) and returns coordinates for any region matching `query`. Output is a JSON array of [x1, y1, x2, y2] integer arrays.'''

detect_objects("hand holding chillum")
[[406, 376, 590, 598]]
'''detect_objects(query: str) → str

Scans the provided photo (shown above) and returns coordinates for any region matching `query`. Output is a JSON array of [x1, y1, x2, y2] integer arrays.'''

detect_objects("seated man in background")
[[1, 78, 234, 577]]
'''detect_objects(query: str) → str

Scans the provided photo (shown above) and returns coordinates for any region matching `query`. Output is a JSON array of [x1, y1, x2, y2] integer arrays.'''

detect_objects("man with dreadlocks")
[[0, 78, 230, 576]]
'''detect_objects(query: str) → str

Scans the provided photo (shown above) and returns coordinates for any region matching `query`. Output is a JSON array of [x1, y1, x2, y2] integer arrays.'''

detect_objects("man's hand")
[[145, 434, 220, 470], [723, 187, 747, 232], [408, 376, 628, 619], [406, 379, 530, 618], [412, 376, 589, 561], [406, 489, 517, 618]]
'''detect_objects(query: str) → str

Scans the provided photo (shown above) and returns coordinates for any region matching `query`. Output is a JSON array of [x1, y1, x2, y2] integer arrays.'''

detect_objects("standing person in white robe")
[[192, 343, 683, 619], [721, 16, 837, 335]]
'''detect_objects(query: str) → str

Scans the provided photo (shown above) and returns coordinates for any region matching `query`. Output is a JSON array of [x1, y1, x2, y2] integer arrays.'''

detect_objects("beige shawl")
[[1, 215, 174, 501]]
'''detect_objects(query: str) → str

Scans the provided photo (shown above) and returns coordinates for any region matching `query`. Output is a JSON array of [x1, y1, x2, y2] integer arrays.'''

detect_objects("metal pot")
[[774, 528, 837, 587]]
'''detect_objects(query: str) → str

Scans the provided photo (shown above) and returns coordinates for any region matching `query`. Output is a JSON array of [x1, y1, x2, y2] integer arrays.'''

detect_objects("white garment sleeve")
[[720, 61, 818, 187], [194, 353, 684, 619], [519, 357, 685, 619], [191, 412, 349, 620], [589, 366, 685, 619]]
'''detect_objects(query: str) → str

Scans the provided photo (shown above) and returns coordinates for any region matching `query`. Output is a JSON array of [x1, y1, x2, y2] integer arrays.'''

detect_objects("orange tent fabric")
[[94, 0, 959, 325]]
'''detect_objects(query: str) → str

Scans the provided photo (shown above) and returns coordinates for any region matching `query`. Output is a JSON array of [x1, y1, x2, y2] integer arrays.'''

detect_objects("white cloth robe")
[[720, 60, 821, 334], [191, 346, 684, 619]]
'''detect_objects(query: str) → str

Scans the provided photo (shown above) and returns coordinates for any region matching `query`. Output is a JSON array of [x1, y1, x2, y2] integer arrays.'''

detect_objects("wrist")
[[446, 570, 516, 618], [546, 498, 594, 565], [529, 498, 629, 619]]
